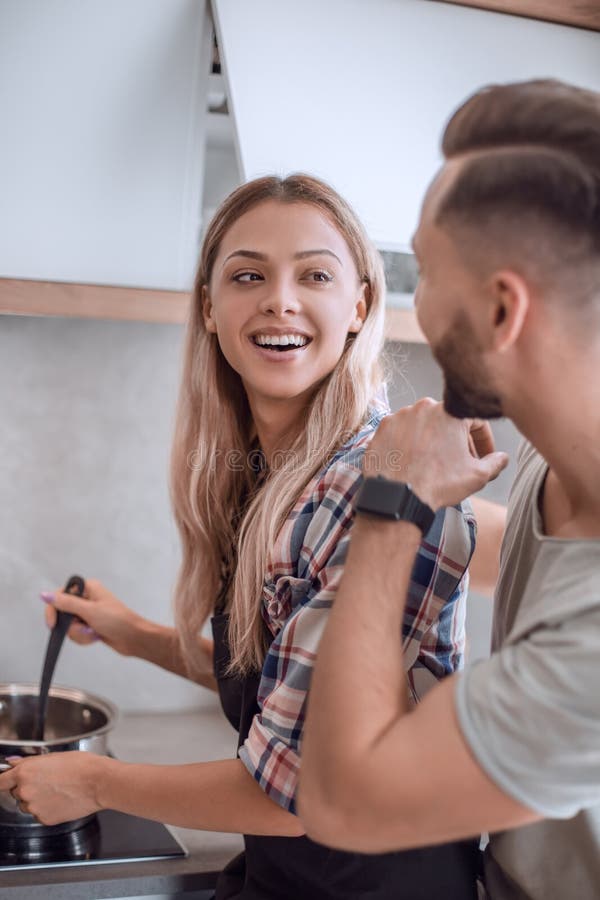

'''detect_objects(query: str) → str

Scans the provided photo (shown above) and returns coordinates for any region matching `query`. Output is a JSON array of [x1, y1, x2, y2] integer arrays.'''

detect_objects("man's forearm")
[[302, 517, 421, 798], [299, 404, 536, 851]]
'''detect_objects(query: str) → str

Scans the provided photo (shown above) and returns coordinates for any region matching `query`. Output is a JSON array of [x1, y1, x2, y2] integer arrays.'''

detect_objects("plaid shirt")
[[238, 403, 476, 814]]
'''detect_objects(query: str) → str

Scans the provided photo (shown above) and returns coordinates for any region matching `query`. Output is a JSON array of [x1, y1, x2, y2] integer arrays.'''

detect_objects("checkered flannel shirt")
[[238, 403, 476, 813]]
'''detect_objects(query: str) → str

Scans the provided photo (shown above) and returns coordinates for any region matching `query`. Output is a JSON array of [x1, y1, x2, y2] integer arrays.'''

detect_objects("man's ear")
[[487, 270, 530, 352], [202, 285, 217, 334], [348, 284, 368, 334]]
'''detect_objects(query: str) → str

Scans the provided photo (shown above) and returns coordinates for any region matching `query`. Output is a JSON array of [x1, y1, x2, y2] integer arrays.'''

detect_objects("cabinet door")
[[0, 0, 211, 290], [213, 0, 600, 251]]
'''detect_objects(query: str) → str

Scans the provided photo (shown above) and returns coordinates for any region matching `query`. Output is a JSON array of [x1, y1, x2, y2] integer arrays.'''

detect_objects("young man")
[[299, 79, 600, 900]]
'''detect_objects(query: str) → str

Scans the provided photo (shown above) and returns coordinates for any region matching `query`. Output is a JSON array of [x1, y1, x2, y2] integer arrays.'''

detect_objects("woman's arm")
[[43, 579, 216, 691], [0, 753, 304, 835], [468, 496, 506, 598], [130, 619, 217, 691], [466, 422, 507, 598]]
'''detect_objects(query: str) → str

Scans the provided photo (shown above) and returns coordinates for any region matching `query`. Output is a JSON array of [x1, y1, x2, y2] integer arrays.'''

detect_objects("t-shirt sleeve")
[[455, 602, 600, 819]]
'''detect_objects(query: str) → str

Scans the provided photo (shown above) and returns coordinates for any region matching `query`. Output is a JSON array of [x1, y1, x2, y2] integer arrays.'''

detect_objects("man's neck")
[[511, 381, 600, 539]]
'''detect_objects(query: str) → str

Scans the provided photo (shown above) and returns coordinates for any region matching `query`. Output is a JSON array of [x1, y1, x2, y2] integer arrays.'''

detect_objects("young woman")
[[1, 175, 479, 898]]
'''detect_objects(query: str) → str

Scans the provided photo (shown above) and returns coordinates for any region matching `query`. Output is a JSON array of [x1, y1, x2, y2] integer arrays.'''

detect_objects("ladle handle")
[[34, 574, 86, 742], [63, 575, 86, 604]]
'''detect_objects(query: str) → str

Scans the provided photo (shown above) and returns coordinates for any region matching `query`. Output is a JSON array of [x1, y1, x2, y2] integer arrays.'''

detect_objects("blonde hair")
[[171, 174, 386, 676]]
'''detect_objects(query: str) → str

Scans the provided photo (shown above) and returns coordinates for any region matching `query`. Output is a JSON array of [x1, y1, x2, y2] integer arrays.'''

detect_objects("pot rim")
[[0, 682, 118, 747]]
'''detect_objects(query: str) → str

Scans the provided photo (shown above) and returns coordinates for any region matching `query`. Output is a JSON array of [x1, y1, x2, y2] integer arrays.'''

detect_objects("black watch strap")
[[355, 476, 436, 535]]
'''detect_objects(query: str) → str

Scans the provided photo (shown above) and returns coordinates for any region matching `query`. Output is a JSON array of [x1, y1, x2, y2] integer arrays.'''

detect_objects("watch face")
[[356, 477, 435, 534], [358, 477, 409, 518]]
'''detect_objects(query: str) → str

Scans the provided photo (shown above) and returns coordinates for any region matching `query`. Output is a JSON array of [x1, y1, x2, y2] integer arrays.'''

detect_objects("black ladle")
[[33, 574, 86, 742]]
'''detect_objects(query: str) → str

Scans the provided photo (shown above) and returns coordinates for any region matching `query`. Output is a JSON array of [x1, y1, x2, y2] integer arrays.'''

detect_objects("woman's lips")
[[247, 336, 312, 363]]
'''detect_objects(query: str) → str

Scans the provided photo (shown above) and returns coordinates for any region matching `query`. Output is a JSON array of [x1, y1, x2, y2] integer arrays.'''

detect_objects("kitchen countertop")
[[0, 704, 244, 899]]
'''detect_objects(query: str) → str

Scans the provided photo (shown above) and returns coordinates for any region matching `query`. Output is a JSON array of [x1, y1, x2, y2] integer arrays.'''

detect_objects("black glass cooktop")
[[0, 809, 187, 872]]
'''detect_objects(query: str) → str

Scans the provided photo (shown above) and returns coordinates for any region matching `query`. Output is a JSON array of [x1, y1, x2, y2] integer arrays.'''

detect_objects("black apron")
[[211, 611, 479, 900]]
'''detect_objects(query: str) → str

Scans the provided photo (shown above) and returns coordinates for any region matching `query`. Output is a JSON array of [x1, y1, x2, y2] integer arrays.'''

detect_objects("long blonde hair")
[[171, 174, 386, 676]]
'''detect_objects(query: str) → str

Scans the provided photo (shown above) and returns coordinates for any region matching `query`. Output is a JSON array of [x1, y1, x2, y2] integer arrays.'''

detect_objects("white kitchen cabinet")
[[213, 0, 600, 251], [0, 0, 212, 290], [1, 0, 598, 328]]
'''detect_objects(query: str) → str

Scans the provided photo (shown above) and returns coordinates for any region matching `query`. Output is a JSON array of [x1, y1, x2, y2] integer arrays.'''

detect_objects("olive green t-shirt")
[[455, 442, 600, 900]]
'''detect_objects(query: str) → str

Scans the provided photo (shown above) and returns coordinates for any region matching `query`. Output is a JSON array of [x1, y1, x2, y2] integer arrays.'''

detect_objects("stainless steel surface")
[[0, 682, 117, 833]]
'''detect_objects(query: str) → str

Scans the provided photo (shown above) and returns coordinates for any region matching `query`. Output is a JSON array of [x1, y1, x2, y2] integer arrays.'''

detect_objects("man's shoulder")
[[515, 438, 546, 477], [504, 439, 546, 534]]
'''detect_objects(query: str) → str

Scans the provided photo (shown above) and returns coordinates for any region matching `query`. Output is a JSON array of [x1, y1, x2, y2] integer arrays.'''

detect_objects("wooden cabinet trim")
[[436, 0, 600, 32], [0, 278, 190, 325]]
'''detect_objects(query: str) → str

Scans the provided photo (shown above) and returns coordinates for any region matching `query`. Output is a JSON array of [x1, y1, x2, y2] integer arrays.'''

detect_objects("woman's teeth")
[[252, 333, 310, 351]]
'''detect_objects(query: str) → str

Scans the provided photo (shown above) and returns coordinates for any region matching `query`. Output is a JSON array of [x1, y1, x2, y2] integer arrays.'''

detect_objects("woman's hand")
[[41, 579, 146, 656], [41, 579, 216, 687], [0, 752, 107, 826]]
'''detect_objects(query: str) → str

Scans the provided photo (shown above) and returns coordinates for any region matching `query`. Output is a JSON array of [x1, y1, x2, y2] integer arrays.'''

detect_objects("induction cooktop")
[[0, 808, 187, 872]]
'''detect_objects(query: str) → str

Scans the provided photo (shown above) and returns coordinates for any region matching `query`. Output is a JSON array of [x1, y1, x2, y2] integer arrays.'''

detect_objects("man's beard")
[[432, 310, 504, 420]]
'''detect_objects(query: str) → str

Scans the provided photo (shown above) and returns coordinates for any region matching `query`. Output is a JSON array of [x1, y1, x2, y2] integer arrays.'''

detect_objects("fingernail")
[[40, 592, 55, 604], [5, 756, 22, 763], [80, 626, 99, 640]]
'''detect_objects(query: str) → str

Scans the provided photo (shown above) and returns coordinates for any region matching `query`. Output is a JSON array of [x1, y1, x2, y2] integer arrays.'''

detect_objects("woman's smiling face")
[[203, 200, 366, 407]]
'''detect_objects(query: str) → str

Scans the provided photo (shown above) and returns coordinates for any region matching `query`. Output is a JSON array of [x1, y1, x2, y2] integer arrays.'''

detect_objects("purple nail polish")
[[80, 626, 99, 640], [40, 592, 55, 604]]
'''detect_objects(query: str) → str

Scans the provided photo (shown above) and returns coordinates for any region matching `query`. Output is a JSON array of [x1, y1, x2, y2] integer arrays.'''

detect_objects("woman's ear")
[[488, 270, 530, 353], [348, 285, 368, 334], [201, 285, 217, 334]]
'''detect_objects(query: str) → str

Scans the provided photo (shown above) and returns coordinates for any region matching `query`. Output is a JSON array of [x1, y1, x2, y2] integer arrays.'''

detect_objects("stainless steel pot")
[[0, 682, 117, 836]]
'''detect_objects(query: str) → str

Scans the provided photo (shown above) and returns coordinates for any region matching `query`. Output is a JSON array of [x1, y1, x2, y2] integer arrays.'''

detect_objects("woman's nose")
[[258, 281, 301, 316]]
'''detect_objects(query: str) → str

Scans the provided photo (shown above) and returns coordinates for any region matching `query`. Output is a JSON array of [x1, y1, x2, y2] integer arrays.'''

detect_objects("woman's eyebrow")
[[294, 249, 342, 265], [223, 248, 343, 265], [223, 249, 268, 264]]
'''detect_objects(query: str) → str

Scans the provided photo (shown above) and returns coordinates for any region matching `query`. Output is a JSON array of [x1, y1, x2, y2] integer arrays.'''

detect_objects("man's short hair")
[[436, 80, 600, 306]]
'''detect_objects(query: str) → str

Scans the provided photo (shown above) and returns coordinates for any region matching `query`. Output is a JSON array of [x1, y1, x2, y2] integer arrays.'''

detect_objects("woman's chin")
[[244, 379, 318, 408]]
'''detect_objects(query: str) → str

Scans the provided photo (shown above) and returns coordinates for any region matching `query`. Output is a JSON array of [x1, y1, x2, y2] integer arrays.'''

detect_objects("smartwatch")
[[355, 475, 436, 535]]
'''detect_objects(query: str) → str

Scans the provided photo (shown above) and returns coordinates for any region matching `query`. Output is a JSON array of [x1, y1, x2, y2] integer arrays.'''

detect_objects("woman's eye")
[[233, 271, 263, 283], [307, 270, 333, 283]]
